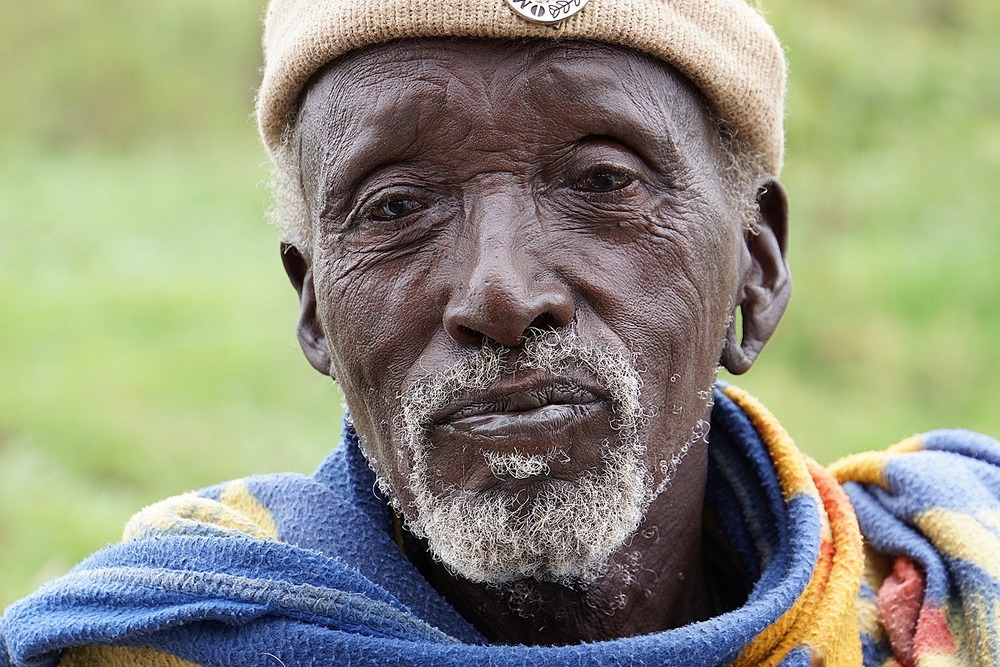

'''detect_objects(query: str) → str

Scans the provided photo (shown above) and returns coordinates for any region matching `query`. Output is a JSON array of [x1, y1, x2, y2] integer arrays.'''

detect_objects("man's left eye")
[[370, 197, 422, 222], [576, 169, 633, 192]]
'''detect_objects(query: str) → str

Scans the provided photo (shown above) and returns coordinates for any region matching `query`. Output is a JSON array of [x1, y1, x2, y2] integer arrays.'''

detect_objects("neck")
[[408, 445, 715, 645]]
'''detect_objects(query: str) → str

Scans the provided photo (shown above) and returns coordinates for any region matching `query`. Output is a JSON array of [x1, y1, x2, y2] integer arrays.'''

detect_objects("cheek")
[[562, 215, 739, 433], [315, 244, 442, 382], [311, 248, 450, 481], [642, 233, 738, 389], [568, 220, 738, 355]]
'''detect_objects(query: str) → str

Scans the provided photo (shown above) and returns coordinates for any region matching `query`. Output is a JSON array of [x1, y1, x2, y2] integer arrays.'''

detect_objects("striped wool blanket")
[[2, 385, 997, 666]]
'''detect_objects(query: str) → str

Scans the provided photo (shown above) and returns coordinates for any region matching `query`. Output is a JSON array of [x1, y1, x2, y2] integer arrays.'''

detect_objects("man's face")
[[293, 40, 754, 584]]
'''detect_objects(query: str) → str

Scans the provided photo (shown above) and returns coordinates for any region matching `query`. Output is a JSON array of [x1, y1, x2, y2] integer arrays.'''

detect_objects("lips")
[[429, 376, 610, 439]]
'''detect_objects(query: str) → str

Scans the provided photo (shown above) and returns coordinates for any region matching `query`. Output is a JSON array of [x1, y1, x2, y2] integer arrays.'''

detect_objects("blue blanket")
[[2, 386, 998, 666]]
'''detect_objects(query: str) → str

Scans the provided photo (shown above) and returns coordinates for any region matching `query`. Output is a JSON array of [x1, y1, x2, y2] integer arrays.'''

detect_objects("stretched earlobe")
[[720, 178, 792, 375], [281, 242, 335, 378], [721, 312, 753, 375]]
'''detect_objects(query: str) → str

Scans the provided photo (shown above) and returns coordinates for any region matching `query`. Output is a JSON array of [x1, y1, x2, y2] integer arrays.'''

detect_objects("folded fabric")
[[831, 428, 1000, 666], [2, 385, 997, 666]]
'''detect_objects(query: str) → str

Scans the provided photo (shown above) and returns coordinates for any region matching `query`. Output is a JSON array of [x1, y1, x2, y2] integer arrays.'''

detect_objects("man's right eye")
[[575, 168, 634, 193], [369, 196, 422, 222]]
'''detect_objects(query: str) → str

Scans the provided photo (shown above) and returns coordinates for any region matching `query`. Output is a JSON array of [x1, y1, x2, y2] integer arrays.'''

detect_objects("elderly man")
[[3, 0, 999, 665]]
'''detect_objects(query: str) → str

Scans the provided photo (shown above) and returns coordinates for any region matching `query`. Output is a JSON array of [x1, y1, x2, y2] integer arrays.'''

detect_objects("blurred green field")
[[1, 0, 998, 608]]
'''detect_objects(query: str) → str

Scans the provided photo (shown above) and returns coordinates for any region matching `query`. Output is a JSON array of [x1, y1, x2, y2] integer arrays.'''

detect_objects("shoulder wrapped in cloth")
[[3, 386, 999, 666]]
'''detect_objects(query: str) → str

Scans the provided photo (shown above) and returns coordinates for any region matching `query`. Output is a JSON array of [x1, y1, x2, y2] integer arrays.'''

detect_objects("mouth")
[[428, 375, 610, 440]]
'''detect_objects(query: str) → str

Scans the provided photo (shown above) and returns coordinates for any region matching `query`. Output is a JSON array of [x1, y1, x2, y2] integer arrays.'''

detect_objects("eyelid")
[[558, 136, 650, 183], [570, 163, 642, 191], [570, 135, 651, 166], [369, 192, 423, 219], [351, 184, 427, 225]]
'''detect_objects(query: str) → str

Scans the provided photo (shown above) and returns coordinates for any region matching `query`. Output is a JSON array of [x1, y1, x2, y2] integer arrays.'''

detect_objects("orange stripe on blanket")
[[799, 460, 865, 666], [727, 390, 864, 667]]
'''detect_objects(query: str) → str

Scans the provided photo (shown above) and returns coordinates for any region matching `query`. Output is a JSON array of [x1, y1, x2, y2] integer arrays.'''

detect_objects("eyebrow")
[[302, 50, 703, 211], [305, 80, 442, 216], [520, 57, 691, 172]]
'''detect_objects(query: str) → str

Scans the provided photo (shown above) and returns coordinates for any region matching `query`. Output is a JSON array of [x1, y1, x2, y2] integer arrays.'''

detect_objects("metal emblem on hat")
[[504, 0, 588, 25]]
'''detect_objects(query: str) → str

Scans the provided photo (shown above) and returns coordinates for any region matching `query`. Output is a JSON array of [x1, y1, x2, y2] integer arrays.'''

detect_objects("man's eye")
[[370, 197, 422, 221], [577, 169, 633, 192]]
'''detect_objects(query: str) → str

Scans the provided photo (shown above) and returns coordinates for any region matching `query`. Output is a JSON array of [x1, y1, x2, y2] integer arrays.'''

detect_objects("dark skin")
[[281, 39, 790, 645]]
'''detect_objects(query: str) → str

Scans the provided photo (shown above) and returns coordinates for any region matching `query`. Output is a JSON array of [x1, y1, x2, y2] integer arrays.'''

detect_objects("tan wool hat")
[[257, 0, 787, 174]]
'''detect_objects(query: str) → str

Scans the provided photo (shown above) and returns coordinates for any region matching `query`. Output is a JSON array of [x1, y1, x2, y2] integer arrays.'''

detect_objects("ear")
[[281, 242, 334, 378], [720, 178, 792, 375]]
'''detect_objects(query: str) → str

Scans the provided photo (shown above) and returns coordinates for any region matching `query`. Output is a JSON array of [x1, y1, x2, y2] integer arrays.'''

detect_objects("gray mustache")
[[402, 328, 644, 434]]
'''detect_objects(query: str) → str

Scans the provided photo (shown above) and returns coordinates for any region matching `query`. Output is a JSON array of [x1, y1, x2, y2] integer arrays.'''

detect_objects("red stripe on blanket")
[[876, 557, 956, 666], [914, 606, 956, 656], [876, 557, 923, 667]]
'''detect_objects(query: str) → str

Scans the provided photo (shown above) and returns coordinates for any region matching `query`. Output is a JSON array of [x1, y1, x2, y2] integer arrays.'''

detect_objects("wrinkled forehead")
[[293, 39, 723, 179], [299, 38, 707, 106]]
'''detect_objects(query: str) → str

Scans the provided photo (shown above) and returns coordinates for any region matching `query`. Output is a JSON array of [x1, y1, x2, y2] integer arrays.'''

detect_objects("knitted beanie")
[[257, 0, 786, 174]]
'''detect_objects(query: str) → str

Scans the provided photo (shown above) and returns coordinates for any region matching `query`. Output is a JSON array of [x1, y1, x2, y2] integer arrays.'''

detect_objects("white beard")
[[393, 329, 658, 586]]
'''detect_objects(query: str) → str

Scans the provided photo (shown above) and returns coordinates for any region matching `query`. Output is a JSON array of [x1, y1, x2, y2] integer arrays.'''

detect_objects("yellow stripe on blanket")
[[60, 645, 201, 667], [218, 480, 280, 540], [721, 385, 818, 503], [123, 480, 279, 542], [856, 595, 884, 643], [954, 594, 1000, 667], [827, 436, 924, 490], [915, 508, 1000, 581], [917, 657, 966, 667], [60, 483, 280, 667]]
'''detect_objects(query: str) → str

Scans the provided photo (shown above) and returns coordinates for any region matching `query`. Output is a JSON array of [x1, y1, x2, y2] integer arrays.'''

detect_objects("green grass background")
[[1, 0, 998, 607]]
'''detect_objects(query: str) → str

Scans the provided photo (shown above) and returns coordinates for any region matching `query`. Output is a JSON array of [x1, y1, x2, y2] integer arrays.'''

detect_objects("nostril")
[[528, 312, 560, 332], [453, 324, 486, 347], [443, 278, 575, 349]]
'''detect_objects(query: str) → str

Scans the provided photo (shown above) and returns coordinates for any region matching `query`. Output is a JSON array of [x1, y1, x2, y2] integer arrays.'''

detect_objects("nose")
[[443, 207, 574, 349]]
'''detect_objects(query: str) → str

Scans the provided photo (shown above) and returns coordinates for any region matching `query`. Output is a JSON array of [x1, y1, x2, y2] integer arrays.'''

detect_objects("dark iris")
[[372, 197, 419, 221], [580, 170, 631, 192]]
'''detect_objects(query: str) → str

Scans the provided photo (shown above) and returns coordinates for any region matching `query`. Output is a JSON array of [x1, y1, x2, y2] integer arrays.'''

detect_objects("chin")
[[411, 436, 654, 586]]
